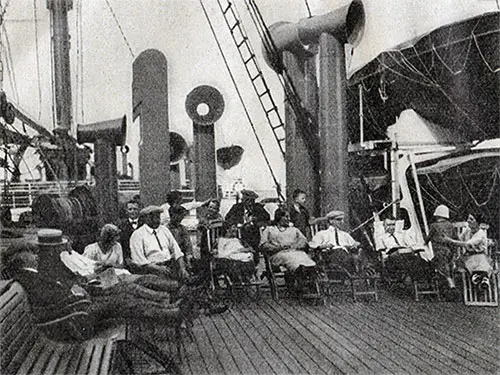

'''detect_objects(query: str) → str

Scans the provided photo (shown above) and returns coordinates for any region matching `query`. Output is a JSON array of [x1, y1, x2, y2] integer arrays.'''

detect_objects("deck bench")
[[0, 279, 127, 375]]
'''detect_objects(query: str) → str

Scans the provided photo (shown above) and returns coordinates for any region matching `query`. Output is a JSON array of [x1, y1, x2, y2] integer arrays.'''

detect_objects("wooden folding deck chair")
[[311, 219, 379, 302], [205, 222, 262, 300]]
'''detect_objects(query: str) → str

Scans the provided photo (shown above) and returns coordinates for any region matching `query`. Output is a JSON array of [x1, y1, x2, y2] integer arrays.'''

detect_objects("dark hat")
[[241, 189, 258, 200], [326, 210, 345, 220], [139, 205, 164, 216], [32, 228, 68, 246]]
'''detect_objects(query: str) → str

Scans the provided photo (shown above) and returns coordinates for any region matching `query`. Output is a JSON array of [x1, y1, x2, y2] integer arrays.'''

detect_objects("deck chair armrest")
[[36, 311, 89, 328]]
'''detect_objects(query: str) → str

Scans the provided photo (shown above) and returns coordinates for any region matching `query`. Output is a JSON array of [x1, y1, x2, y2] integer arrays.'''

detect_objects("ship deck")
[[133, 290, 499, 375]]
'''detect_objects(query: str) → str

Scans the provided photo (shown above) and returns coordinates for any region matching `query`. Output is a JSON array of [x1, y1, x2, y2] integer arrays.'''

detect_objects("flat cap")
[[326, 210, 344, 219], [139, 205, 164, 216]]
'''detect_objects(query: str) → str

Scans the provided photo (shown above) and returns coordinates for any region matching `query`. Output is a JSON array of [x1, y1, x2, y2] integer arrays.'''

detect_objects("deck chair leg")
[[350, 279, 356, 302]]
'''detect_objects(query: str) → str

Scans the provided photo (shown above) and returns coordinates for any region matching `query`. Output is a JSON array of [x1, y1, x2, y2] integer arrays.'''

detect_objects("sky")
[[1, 0, 338, 194]]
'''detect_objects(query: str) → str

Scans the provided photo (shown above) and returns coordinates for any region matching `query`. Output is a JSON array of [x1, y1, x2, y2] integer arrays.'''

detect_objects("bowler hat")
[[33, 228, 68, 246]]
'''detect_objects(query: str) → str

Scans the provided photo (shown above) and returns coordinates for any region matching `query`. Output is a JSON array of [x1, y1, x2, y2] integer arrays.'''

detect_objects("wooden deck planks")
[[176, 297, 499, 375], [290, 302, 418, 375], [222, 307, 275, 375], [191, 315, 226, 374], [333, 302, 479, 374], [238, 304, 307, 374], [264, 300, 374, 374], [312, 302, 434, 375], [228, 307, 290, 374], [250, 302, 329, 375], [369, 301, 499, 373]]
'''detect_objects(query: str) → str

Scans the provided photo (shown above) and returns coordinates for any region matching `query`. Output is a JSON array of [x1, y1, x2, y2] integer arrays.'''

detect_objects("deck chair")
[[262, 249, 320, 302], [311, 219, 379, 302], [457, 225, 499, 307], [374, 219, 439, 301], [205, 222, 261, 300], [261, 224, 320, 302]]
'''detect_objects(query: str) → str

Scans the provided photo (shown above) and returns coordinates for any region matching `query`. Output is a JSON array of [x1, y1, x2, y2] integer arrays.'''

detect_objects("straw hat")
[[32, 228, 68, 246]]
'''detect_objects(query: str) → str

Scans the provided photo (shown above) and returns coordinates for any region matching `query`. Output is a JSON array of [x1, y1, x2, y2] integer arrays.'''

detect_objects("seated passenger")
[[168, 206, 194, 268], [199, 199, 224, 226], [213, 225, 255, 284], [308, 210, 362, 274], [260, 208, 317, 295], [260, 208, 316, 272], [130, 205, 189, 281], [2, 241, 185, 341], [376, 218, 431, 281], [59, 226, 181, 302], [451, 214, 493, 290]]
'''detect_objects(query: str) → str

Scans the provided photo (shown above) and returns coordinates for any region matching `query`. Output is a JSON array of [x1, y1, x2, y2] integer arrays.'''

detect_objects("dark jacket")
[[14, 269, 87, 321], [289, 203, 311, 239], [225, 202, 270, 250], [117, 218, 142, 260]]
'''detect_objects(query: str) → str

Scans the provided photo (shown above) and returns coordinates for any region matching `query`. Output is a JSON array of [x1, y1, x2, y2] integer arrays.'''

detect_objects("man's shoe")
[[206, 301, 228, 315]]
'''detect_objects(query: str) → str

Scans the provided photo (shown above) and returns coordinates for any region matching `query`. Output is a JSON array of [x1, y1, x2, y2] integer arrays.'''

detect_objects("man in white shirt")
[[309, 210, 361, 274], [130, 205, 189, 280], [378, 218, 417, 259]]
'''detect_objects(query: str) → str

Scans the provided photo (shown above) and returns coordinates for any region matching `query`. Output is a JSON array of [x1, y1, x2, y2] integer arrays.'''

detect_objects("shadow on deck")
[[167, 291, 499, 375]]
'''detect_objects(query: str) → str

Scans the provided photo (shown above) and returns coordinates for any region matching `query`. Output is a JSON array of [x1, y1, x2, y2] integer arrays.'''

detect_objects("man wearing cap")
[[130, 205, 189, 280], [309, 210, 362, 274], [225, 189, 270, 261]]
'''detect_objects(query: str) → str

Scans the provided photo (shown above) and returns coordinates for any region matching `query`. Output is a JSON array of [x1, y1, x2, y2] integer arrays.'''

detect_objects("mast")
[[46, 0, 73, 134]]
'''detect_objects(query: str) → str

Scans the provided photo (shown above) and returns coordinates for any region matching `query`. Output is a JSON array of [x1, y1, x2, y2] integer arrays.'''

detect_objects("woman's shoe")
[[480, 277, 490, 291]]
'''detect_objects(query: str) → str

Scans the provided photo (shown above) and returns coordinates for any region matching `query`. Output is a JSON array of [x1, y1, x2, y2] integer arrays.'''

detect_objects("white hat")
[[433, 205, 449, 219]]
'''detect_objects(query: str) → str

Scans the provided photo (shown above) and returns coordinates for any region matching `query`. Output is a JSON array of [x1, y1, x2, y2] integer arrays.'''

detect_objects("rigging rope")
[[78, 0, 84, 123], [1, 23, 19, 103], [457, 165, 499, 207], [105, 0, 135, 58], [49, 9, 57, 130], [33, 0, 43, 121], [303, 0, 312, 18], [198, 0, 284, 201]]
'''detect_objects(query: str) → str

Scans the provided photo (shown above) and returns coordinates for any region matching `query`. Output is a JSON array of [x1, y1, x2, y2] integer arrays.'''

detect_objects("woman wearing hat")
[[424, 204, 457, 289]]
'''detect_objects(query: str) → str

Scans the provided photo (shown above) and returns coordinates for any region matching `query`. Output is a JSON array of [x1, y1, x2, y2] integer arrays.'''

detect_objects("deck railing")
[[0, 180, 141, 208]]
